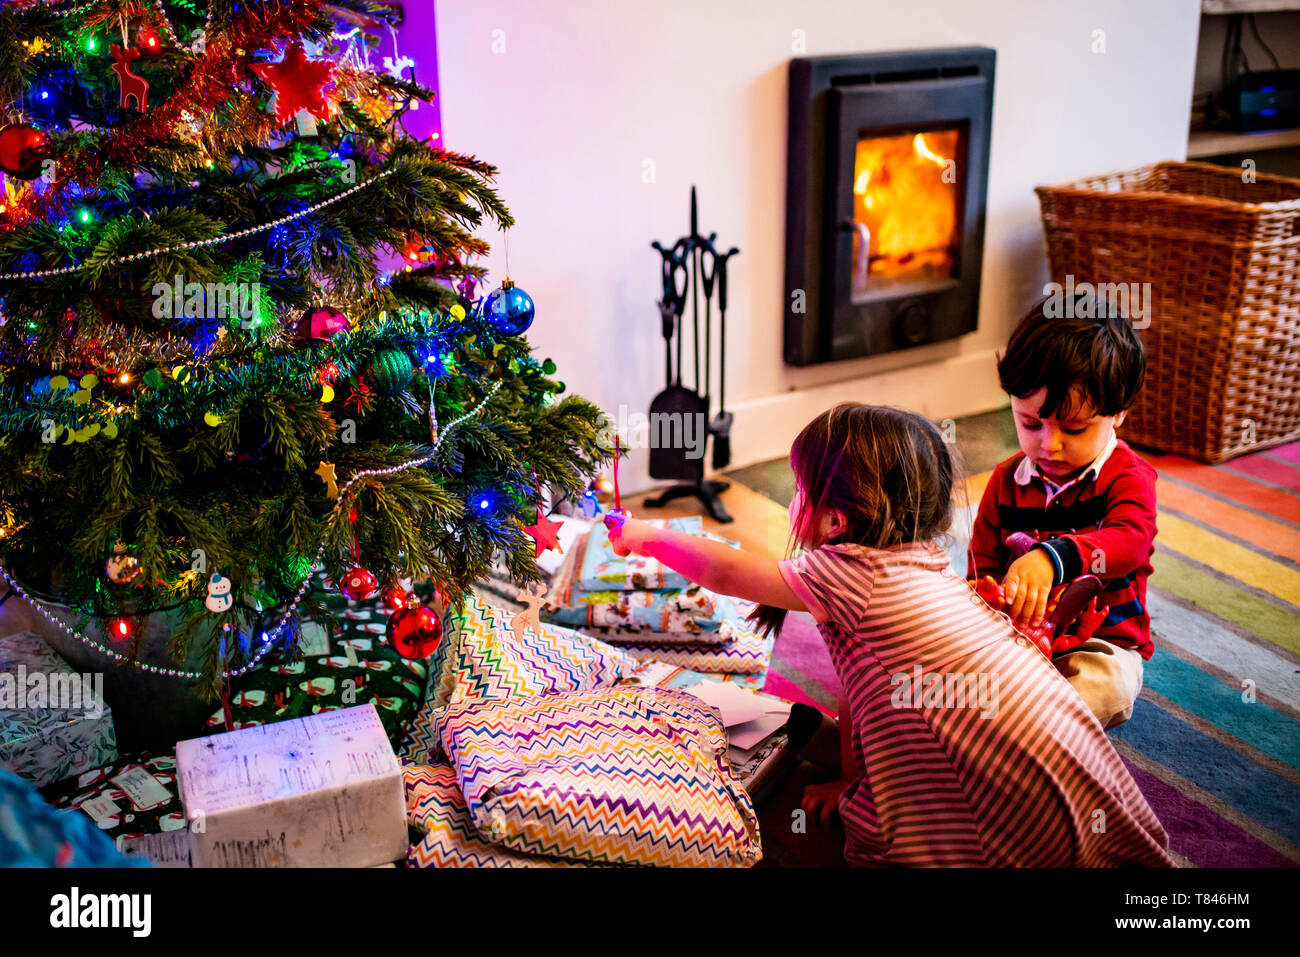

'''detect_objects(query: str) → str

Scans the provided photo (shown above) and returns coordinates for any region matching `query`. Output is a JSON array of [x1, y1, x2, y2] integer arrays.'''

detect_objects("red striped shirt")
[[779, 540, 1172, 867]]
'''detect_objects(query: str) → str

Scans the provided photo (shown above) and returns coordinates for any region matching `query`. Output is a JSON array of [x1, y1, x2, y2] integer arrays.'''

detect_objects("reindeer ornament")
[[110, 44, 149, 112]]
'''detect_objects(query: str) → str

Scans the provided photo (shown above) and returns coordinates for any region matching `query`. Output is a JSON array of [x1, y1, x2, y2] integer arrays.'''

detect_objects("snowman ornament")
[[206, 573, 233, 613]]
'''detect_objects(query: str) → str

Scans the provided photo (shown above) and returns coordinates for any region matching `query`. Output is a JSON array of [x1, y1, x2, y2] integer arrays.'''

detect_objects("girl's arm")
[[607, 515, 807, 612]]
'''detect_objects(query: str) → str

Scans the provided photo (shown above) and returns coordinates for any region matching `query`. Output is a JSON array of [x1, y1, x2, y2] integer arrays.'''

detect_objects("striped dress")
[[778, 540, 1174, 867]]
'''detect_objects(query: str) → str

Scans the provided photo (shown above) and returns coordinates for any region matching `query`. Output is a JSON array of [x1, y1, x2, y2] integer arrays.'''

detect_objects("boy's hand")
[[604, 511, 654, 557], [800, 779, 849, 828], [1004, 547, 1056, 628]]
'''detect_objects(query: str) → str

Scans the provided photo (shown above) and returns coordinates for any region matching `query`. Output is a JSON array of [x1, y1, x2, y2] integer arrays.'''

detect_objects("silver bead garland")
[[0, 380, 504, 681], [150, 0, 213, 54], [0, 169, 396, 281]]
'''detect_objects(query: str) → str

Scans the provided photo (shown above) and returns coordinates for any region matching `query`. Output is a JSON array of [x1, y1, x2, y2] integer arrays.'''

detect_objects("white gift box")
[[176, 703, 406, 868]]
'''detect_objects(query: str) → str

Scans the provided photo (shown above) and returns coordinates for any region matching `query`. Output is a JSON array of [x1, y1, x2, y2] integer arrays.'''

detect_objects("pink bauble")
[[297, 306, 350, 342]]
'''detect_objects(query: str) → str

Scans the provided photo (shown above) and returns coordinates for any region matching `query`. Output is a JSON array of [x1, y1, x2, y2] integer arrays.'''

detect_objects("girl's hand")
[[1004, 547, 1055, 628], [604, 511, 655, 557], [800, 779, 849, 828]]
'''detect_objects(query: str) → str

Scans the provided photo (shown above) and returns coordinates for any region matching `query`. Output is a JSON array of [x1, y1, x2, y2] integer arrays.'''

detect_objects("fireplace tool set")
[[643, 187, 740, 523]]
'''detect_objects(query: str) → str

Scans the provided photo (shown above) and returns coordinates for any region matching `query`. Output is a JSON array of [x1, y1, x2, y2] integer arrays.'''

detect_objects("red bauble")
[[297, 306, 350, 341], [339, 566, 378, 601], [0, 123, 51, 180], [380, 585, 407, 614], [387, 597, 443, 659]]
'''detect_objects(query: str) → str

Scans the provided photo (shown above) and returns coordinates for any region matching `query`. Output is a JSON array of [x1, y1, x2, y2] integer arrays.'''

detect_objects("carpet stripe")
[[1154, 513, 1300, 606], [1156, 478, 1300, 564], [1221, 454, 1300, 491], [1118, 753, 1299, 867], [1148, 591, 1300, 713], [1143, 651, 1300, 771], [1155, 472, 1300, 533], [1150, 585, 1300, 666], [1149, 551, 1300, 652], [1137, 686, 1300, 786], [1271, 444, 1300, 465], [1143, 455, 1300, 521], [1111, 698, 1300, 846], [761, 669, 836, 718]]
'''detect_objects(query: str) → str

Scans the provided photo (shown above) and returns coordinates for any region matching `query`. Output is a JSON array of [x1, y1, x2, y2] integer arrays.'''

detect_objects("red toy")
[[970, 573, 1107, 658]]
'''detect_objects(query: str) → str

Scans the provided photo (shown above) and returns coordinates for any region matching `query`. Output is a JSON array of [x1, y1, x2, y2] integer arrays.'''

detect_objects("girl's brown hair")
[[748, 403, 964, 636]]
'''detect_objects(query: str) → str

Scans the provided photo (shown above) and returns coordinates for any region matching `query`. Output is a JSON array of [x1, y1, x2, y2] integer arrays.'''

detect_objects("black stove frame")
[[784, 48, 996, 366]]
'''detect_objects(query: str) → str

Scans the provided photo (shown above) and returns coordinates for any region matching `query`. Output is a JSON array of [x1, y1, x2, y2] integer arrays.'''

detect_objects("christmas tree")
[[0, 0, 609, 697]]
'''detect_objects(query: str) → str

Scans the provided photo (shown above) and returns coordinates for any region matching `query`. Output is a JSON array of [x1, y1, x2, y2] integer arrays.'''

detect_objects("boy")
[[970, 293, 1155, 729]]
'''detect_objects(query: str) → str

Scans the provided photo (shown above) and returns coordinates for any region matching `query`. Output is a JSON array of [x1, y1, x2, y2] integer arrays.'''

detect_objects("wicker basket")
[[1035, 161, 1300, 464]]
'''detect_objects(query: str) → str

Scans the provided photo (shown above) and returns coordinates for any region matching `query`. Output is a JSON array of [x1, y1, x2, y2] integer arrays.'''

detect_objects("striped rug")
[[758, 442, 1300, 868], [1109, 442, 1300, 868]]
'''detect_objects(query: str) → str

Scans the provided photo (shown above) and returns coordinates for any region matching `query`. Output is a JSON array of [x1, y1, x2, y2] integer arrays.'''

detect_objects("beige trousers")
[[1053, 639, 1145, 730]]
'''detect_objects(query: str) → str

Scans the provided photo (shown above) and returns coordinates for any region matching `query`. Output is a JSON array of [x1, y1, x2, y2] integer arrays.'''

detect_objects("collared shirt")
[[1012, 431, 1118, 505]]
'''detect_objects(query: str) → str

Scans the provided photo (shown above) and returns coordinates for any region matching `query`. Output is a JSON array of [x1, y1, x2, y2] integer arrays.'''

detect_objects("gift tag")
[[298, 621, 331, 656], [110, 765, 173, 811]]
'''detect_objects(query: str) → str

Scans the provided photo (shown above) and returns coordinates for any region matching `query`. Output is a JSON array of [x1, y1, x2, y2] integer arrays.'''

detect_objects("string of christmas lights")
[[0, 378, 504, 681], [0, 167, 396, 281]]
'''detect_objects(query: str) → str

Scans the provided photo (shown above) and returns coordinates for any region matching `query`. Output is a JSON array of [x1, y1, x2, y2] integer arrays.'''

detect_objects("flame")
[[852, 128, 960, 282]]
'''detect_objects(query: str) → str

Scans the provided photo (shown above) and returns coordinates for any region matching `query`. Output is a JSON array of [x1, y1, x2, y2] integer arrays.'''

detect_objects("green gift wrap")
[[199, 596, 429, 748]]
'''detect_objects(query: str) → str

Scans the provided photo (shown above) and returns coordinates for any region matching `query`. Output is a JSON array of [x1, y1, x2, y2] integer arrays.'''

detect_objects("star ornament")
[[250, 41, 338, 125], [523, 511, 564, 558]]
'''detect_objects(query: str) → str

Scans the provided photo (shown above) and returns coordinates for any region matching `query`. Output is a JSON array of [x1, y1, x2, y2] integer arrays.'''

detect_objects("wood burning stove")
[[784, 48, 996, 365]]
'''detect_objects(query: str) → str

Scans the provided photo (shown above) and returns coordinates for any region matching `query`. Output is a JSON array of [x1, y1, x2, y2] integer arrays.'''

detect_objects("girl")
[[606, 403, 1172, 867]]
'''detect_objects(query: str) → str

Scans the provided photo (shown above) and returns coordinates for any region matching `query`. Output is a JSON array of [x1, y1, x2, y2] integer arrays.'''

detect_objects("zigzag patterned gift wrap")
[[402, 760, 581, 868], [430, 685, 762, 867], [199, 606, 427, 748], [399, 593, 638, 765], [543, 532, 729, 643]]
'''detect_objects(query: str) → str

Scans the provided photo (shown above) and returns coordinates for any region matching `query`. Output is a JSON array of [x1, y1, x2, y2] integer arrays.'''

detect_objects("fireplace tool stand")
[[642, 187, 741, 524]]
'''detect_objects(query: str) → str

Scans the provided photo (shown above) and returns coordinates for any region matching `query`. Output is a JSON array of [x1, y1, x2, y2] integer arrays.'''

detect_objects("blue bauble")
[[483, 281, 535, 336]]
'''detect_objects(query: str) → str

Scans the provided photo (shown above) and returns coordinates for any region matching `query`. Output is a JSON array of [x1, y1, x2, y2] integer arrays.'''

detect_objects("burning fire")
[[852, 129, 960, 283]]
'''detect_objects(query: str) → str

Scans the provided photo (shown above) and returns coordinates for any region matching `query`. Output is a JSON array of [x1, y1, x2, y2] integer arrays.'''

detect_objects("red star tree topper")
[[250, 41, 338, 125]]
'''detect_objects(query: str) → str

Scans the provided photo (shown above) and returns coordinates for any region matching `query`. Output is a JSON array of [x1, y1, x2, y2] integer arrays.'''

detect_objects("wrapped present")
[[579, 516, 704, 591], [403, 760, 580, 868], [176, 703, 406, 868], [0, 632, 117, 788], [400, 593, 636, 765], [612, 599, 775, 675], [544, 532, 730, 642], [45, 753, 192, 867], [0, 769, 147, 868], [430, 685, 762, 867], [199, 619, 427, 749]]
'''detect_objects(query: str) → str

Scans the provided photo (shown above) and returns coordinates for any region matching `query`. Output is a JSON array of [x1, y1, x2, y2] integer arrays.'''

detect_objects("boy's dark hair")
[[748, 404, 961, 637], [998, 294, 1146, 420]]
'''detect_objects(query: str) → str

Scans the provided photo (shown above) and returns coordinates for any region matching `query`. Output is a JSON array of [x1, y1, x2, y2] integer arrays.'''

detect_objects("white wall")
[[405, 0, 1201, 491]]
